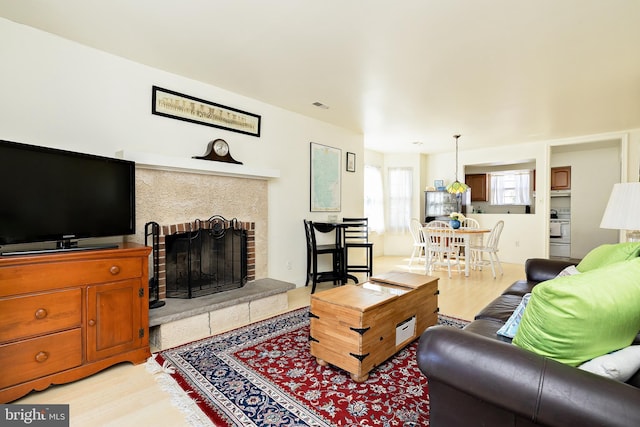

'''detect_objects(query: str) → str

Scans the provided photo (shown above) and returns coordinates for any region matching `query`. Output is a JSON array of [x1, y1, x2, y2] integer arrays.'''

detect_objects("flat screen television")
[[0, 140, 135, 255]]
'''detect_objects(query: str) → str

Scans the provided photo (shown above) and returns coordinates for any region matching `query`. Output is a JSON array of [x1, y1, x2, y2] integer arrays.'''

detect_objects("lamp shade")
[[600, 182, 640, 231], [446, 134, 468, 194], [446, 180, 469, 194]]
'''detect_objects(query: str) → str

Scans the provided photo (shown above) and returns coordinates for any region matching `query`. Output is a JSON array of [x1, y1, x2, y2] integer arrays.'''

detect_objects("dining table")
[[422, 226, 491, 277]]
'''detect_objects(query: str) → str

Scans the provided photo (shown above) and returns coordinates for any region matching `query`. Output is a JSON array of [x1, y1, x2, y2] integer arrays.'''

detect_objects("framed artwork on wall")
[[151, 86, 261, 137], [310, 142, 341, 212], [346, 152, 356, 172]]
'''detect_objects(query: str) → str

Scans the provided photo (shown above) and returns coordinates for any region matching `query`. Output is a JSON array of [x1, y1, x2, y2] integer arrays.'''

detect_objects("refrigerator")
[[424, 190, 469, 222]]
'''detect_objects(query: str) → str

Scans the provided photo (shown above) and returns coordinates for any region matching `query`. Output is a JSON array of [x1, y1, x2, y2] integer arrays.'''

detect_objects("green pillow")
[[576, 242, 640, 272], [513, 258, 640, 366]]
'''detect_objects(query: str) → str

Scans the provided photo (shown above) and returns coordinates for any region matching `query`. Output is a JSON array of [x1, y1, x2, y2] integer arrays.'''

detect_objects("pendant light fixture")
[[446, 134, 469, 194]]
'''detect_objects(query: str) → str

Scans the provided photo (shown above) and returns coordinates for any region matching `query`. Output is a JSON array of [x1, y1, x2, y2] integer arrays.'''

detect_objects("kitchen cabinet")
[[0, 243, 151, 403], [465, 174, 488, 202], [551, 166, 571, 190]]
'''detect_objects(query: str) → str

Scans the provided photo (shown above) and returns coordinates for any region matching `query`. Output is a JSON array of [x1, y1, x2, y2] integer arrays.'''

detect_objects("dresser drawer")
[[0, 257, 143, 296], [0, 289, 82, 342], [0, 329, 82, 389]]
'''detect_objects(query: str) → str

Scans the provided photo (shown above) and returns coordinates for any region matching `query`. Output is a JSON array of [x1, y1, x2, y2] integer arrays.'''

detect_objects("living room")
[[2, 1, 640, 425], [2, 4, 640, 282]]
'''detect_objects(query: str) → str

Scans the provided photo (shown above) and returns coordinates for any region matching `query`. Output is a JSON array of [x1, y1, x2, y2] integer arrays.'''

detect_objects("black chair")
[[342, 217, 374, 280], [303, 220, 344, 293]]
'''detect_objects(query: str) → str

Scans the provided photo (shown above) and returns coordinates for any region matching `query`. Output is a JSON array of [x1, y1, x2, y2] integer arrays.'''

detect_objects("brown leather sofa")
[[417, 258, 640, 427]]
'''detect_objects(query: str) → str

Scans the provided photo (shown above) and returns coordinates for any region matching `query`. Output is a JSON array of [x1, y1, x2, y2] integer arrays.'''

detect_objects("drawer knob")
[[34, 308, 48, 319], [109, 265, 121, 275], [88, 319, 96, 326], [35, 351, 48, 363]]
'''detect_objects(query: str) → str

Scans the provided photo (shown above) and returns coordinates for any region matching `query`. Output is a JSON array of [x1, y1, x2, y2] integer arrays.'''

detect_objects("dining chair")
[[461, 217, 480, 228], [470, 220, 504, 278], [342, 217, 373, 280], [408, 218, 427, 267], [423, 221, 461, 278], [454, 217, 482, 263], [303, 220, 343, 293]]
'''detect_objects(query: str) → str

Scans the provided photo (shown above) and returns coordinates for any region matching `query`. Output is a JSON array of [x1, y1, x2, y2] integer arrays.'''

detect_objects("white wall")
[[0, 18, 364, 287]]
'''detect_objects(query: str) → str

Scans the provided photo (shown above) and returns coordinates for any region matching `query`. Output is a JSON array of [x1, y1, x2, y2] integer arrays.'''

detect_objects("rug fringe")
[[146, 355, 216, 427]]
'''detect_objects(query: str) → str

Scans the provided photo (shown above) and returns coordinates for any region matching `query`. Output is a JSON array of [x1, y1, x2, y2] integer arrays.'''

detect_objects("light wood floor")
[[13, 256, 525, 426]]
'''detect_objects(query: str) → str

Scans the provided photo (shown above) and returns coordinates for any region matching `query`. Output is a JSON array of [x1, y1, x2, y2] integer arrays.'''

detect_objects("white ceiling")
[[1, 0, 639, 154]]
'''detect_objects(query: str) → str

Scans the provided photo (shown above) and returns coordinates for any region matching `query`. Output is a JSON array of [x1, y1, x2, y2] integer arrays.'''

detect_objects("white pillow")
[[578, 345, 640, 382], [556, 265, 580, 277], [496, 293, 531, 339]]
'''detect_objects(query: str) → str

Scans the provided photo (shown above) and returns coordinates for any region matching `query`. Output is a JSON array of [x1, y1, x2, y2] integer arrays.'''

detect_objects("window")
[[364, 165, 385, 233], [387, 167, 412, 233], [490, 170, 532, 205]]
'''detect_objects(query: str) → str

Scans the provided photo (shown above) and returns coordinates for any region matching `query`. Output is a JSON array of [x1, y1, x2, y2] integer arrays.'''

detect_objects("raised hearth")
[[148, 278, 295, 350]]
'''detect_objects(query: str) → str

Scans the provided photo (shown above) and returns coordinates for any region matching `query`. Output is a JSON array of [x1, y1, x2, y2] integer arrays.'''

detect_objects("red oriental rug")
[[148, 307, 468, 426]]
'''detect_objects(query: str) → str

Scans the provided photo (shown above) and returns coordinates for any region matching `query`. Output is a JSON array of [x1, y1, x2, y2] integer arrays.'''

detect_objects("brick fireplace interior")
[[150, 218, 255, 299]]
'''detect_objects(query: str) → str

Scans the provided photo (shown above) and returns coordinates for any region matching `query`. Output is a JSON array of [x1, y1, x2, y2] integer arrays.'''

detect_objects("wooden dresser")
[[0, 243, 151, 403]]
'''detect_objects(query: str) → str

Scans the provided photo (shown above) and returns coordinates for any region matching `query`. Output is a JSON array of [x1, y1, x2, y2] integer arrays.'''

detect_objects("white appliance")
[[549, 208, 571, 259]]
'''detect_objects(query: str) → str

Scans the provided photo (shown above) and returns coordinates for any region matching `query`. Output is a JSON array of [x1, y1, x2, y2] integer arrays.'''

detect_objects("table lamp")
[[600, 182, 640, 242]]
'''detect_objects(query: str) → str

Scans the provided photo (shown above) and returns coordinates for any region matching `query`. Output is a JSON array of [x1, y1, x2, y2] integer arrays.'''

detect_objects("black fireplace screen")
[[164, 216, 248, 298]]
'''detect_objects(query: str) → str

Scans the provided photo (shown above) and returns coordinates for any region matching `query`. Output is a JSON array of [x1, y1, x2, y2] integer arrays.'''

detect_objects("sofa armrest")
[[417, 326, 640, 427], [524, 258, 575, 283]]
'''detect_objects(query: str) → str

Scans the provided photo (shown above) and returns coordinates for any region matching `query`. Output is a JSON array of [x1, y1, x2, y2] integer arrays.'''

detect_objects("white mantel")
[[116, 150, 280, 180]]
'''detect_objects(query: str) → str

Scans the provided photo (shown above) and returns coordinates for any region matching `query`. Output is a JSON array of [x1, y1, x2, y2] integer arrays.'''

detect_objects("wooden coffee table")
[[309, 271, 439, 382]]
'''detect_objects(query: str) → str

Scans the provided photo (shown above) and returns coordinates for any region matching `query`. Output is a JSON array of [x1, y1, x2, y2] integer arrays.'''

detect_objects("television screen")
[[0, 140, 135, 251]]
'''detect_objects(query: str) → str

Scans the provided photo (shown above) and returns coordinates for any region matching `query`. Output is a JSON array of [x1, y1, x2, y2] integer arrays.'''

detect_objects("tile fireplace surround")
[[128, 166, 269, 280]]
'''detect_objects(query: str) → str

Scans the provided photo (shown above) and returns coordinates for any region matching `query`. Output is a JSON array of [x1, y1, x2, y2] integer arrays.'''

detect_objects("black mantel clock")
[[193, 139, 242, 164]]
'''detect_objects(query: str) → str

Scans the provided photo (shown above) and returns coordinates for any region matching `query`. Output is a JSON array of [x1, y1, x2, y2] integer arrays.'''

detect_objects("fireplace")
[[146, 216, 255, 300]]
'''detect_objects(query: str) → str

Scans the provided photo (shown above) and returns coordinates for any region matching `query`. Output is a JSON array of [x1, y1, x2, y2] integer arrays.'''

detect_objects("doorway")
[[550, 139, 621, 259]]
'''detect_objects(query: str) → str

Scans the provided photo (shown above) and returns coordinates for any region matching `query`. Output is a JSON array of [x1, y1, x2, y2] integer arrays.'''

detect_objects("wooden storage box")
[[310, 272, 438, 382]]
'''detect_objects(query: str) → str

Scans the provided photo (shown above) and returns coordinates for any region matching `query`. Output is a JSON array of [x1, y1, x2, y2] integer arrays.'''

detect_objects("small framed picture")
[[434, 179, 444, 188], [346, 152, 356, 172]]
